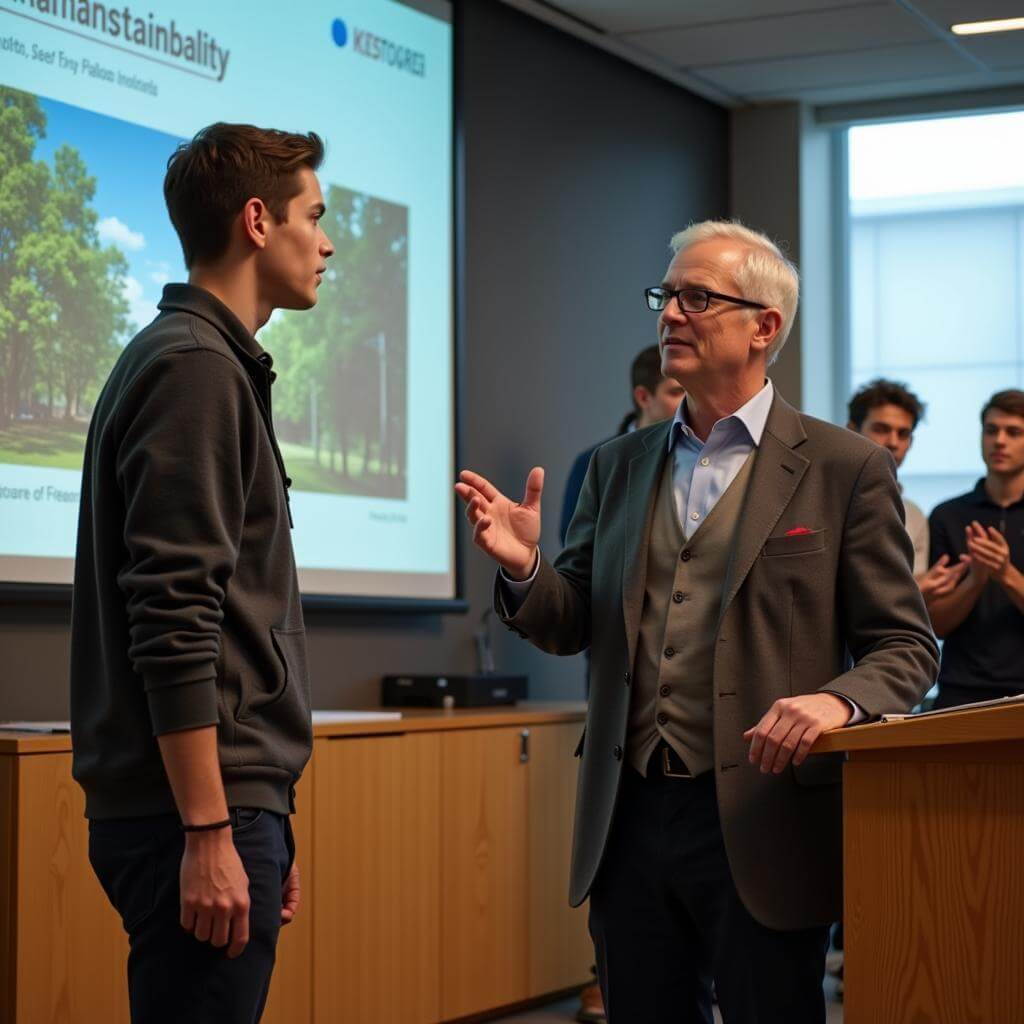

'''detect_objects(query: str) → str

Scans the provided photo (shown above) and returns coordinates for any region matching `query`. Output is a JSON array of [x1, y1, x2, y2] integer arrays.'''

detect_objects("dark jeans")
[[589, 757, 829, 1024], [89, 807, 293, 1024]]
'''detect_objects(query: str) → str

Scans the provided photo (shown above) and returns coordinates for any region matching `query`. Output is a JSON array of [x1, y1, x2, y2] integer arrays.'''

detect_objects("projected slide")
[[0, 0, 454, 601]]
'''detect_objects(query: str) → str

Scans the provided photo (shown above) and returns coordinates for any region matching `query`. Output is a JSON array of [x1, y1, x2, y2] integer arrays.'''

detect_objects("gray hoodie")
[[71, 283, 312, 819]]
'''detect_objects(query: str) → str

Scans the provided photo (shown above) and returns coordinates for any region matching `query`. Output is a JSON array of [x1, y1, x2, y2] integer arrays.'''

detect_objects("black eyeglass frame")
[[644, 286, 767, 313]]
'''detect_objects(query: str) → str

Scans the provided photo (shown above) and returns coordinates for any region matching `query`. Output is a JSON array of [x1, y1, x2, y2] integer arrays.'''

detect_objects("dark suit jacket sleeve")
[[494, 444, 601, 655], [823, 445, 939, 717]]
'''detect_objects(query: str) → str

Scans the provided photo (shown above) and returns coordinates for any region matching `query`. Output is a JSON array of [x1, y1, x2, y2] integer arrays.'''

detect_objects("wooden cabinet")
[[527, 722, 593, 998], [0, 705, 589, 1024], [441, 726, 531, 1019], [0, 749, 313, 1024], [3, 752, 129, 1024], [312, 733, 442, 1024]]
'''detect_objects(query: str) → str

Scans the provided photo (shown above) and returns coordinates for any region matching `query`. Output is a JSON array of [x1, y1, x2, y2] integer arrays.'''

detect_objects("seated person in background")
[[847, 378, 966, 603], [560, 344, 684, 546], [928, 389, 1024, 709]]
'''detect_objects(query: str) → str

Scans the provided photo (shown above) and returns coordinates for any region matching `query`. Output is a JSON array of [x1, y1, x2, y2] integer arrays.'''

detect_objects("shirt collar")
[[668, 379, 775, 452], [971, 477, 1024, 510], [157, 283, 267, 368]]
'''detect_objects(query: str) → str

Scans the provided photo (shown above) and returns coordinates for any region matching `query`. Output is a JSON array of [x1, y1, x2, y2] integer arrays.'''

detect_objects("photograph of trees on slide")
[[0, 85, 408, 500], [263, 189, 408, 500]]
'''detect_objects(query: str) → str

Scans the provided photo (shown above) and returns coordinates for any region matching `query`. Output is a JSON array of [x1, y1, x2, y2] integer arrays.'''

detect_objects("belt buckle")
[[662, 746, 693, 779]]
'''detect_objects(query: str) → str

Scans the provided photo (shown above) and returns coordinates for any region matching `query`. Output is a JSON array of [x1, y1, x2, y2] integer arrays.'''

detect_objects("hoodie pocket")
[[238, 626, 308, 721]]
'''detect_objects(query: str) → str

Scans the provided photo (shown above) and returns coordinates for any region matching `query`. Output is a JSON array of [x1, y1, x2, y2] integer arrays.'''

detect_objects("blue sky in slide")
[[35, 94, 186, 337]]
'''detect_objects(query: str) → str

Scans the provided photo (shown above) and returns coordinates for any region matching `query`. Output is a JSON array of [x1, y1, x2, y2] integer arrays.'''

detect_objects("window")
[[848, 111, 1024, 514]]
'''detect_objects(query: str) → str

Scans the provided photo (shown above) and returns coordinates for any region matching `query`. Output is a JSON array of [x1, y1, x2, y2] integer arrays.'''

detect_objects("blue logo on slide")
[[331, 18, 348, 47]]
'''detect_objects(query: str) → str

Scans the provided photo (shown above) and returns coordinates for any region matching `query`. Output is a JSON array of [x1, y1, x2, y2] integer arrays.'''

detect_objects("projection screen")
[[0, 0, 458, 606]]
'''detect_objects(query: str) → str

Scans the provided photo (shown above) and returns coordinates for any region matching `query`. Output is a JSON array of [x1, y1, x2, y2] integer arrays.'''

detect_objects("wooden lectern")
[[815, 703, 1024, 1024]]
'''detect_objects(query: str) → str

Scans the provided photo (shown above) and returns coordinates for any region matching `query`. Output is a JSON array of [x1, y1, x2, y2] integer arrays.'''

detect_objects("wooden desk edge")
[[813, 702, 1024, 754], [0, 702, 587, 754]]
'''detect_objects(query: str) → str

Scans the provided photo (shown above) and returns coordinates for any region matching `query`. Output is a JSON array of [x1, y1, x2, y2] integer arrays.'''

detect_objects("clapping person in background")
[[927, 389, 1024, 709], [847, 378, 968, 605]]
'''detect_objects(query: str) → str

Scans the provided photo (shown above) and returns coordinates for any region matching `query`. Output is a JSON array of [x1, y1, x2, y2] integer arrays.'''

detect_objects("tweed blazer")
[[498, 391, 939, 929]]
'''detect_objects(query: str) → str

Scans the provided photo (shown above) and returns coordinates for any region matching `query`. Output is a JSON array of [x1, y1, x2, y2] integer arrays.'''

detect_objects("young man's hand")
[[180, 829, 251, 958], [917, 553, 969, 601], [281, 861, 301, 925], [965, 521, 1010, 582]]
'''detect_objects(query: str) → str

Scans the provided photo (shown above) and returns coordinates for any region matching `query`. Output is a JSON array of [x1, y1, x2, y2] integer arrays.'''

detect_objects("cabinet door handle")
[[520, 729, 530, 764]]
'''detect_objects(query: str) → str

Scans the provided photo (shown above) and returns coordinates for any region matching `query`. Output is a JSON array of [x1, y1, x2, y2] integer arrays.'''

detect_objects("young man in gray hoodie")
[[71, 122, 334, 1023]]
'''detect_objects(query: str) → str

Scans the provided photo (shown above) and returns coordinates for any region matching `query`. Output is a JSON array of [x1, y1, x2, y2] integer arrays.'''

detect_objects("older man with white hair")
[[456, 221, 937, 1023]]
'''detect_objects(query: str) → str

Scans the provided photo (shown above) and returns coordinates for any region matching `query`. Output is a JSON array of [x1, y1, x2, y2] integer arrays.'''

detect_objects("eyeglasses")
[[644, 286, 767, 314]]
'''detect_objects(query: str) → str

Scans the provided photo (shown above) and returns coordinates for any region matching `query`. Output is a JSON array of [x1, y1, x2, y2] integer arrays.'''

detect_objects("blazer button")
[[659, 685, 671, 697], [680, 549, 692, 562], [613, 745, 623, 760], [663, 646, 675, 659], [673, 591, 685, 603], [657, 712, 669, 725]]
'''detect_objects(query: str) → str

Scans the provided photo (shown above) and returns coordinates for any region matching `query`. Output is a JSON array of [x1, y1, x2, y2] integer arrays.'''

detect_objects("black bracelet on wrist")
[[181, 818, 231, 833]]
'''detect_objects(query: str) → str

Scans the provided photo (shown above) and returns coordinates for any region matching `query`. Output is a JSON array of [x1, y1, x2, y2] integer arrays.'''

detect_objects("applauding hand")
[[965, 521, 1010, 583], [455, 468, 544, 580], [917, 553, 969, 601]]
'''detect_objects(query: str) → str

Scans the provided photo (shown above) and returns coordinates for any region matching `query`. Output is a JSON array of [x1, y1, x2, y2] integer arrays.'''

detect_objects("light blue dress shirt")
[[670, 380, 774, 539]]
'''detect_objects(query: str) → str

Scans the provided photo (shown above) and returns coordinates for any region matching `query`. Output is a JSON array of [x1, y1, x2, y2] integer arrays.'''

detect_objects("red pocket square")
[[785, 526, 814, 536]]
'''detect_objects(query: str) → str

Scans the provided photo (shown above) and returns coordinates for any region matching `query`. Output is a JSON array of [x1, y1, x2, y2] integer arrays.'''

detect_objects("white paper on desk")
[[880, 693, 1024, 722], [311, 710, 402, 724], [0, 721, 71, 733]]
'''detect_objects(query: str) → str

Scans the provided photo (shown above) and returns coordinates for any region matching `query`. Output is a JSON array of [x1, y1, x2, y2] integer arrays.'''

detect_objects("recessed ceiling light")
[[951, 17, 1024, 35]]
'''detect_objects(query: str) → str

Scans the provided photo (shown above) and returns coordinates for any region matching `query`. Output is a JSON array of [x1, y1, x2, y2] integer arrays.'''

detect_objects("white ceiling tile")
[[543, 0, 881, 35], [698, 41, 976, 94], [952, 33, 1024, 71], [627, 5, 931, 69]]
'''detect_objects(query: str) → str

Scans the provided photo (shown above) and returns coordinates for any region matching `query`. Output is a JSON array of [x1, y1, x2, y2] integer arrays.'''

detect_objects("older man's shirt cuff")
[[838, 695, 867, 725], [498, 551, 541, 614]]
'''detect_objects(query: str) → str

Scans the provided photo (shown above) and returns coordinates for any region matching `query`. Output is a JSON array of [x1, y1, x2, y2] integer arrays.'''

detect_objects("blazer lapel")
[[622, 422, 671, 671], [719, 395, 809, 619]]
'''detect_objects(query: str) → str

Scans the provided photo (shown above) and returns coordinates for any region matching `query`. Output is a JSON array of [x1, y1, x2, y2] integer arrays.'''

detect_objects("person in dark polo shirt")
[[928, 389, 1024, 709], [71, 124, 334, 1023]]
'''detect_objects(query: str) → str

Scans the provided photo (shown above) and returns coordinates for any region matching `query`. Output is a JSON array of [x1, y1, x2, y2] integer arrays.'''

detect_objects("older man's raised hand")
[[455, 467, 544, 580]]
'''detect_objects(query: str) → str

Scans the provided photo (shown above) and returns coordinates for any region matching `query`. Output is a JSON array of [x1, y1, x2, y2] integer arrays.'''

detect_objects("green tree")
[[0, 89, 129, 425], [0, 87, 49, 424], [262, 185, 408, 493]]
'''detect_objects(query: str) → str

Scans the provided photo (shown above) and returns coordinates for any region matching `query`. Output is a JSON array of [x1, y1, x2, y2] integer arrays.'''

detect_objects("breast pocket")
[[762, 529, 827, 557]]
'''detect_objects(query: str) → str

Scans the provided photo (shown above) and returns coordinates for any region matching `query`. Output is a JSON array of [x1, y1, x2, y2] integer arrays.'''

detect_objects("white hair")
[[669, 220, 799, 365]]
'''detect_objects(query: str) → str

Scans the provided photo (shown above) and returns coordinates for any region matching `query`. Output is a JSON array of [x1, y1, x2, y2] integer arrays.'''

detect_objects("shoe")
[[575, 981, 606, 1022]]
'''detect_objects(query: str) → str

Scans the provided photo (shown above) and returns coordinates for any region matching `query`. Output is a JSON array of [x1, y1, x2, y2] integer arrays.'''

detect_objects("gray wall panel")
[[0, 0, 726, 720]]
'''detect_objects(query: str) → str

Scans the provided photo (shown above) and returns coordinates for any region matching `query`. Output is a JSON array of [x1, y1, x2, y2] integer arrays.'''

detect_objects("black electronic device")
[[381, 673, 527, 708]]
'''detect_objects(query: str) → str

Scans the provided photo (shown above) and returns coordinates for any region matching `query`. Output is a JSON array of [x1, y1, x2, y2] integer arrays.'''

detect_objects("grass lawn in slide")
[[0, 419, 88, 470], [279, 441, 404, 499]]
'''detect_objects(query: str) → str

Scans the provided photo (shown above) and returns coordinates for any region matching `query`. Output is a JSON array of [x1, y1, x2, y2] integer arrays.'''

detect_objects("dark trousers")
[[88, 807, 293, 1024], [588, 758, 829, 1024]]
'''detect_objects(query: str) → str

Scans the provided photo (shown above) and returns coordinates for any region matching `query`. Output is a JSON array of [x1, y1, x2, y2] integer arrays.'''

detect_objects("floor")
[[497, 976, 844, 1023]]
